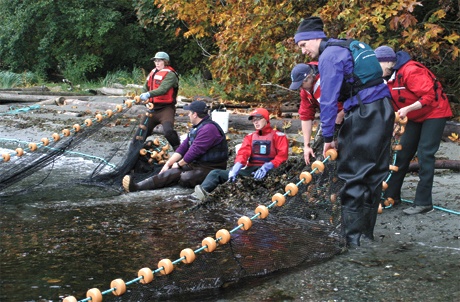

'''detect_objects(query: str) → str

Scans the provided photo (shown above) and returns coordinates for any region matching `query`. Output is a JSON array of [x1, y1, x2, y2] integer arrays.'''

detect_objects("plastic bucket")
[[211, 109, 229, 133]]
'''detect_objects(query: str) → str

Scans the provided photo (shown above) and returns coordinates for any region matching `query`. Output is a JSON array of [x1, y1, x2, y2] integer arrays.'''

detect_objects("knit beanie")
[[294, 17, 327, 44], [374, 46, 396, 62]]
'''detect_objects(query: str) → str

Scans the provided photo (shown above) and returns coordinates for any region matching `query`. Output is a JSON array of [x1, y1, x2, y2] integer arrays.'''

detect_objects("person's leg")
[[413, 118, 446, 207], [123, 168, 182, 192], [338, 98, 394, 246], [199, 169, 230, 193], [158, 106, 180, 150], [179, 166, 216, 188], [384, 120, 421, 202]]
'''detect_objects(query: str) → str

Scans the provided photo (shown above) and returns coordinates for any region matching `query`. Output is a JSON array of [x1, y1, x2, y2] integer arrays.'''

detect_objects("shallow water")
[[1, 155, 459, 302]]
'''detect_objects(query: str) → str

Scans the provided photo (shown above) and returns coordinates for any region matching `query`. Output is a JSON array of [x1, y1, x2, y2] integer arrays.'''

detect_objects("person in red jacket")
[[375, 46, 453, 215], [193, 108, 289, 201], [289, 62, 344, 164], [135, 51, 181, 150]]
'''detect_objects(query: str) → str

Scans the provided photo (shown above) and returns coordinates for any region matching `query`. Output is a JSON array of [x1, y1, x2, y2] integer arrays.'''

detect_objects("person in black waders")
[[123, 100, 228, 192], [293, 16, 394, 247]]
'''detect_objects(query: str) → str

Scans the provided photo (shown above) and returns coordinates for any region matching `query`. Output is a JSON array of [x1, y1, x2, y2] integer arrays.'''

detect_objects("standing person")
[[193, 108, 289, 201], [123, 100, 228, 192], [135, 51, 181, 150], [294, 16, 394, 247], [289, 62, 344, 164], [375, 46, 453, 215]]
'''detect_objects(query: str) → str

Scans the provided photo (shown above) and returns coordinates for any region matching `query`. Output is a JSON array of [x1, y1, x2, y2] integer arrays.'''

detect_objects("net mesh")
[[0, 103, 346, 301]]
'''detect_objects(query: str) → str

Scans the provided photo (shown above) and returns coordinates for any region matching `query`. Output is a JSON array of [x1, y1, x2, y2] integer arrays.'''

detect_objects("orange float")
[[389, 165, 399, 172], [15, 148, 24, 157], [110, 278, 126, 296], [62, 296, 77, 302], [202, 237, 217, 252], [285, 183, 298, 196], [272, 193, 286, 206], [158, 259, 174, 275], [106, 109, 113, 118], [325, 149, 338, 161], [216, 229, 231, 244], [116, 104, 123, 112], [2, 153, 11, 162], [255, 205, 269, 219], [382, 181, 388, 190], [392, 144, 402, 151], [28, 142, 38, 151], [62, 129, 71, 137], [41, 137, 50, 146], [52, 133, 61, 141], [138, 267, 154, 284], [299, 171, 312, 184], [86, 288, 102, 302], [311, 160, 325, 173], [237, 216, 252, 230], [180, 248, 196, 264], [139, 149, 147, 156]]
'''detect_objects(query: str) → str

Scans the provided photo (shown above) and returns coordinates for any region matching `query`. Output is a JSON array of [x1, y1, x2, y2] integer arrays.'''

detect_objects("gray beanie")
[[374, 46, 396, 62]]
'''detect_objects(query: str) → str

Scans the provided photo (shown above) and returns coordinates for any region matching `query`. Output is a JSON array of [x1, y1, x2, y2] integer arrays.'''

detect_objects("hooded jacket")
[[387, 51, 452, 122]]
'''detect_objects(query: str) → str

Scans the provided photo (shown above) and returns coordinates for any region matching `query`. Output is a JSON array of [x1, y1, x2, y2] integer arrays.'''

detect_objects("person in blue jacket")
[[293, 16, 395, 247]]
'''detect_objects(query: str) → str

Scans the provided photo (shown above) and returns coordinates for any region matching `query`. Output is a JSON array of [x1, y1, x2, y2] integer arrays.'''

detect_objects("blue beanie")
[[294, 17, 327, 44], [374, 46, 396, 62]]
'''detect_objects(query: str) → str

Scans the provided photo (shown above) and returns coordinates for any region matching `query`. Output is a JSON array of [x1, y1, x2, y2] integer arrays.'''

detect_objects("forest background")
[[0, 0, 458, 117]]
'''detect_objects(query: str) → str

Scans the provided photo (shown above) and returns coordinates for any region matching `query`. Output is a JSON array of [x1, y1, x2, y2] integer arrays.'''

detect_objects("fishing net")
[[1, 99, 347, 301]]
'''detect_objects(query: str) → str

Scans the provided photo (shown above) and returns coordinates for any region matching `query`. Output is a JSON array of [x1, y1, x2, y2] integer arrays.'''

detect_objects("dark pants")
[[201, 166, 259, 193], [135, 105, 180, 149], [384, 118, 446, 206], [150, 162, 226, 189], [338, 97, 394, 245]]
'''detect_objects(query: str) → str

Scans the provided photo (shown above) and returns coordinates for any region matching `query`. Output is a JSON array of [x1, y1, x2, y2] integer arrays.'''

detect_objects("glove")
[[228, 162, 243, 182], [140, 92, 150, 101], [253, 162, 274, 180]]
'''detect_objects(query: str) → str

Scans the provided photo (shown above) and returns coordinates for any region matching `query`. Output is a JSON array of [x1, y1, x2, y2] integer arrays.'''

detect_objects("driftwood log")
[[408, 160, 460, 172]]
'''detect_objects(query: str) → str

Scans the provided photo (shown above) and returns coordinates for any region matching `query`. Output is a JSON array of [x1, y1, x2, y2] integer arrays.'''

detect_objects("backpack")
[[326, 39, 383, 100]]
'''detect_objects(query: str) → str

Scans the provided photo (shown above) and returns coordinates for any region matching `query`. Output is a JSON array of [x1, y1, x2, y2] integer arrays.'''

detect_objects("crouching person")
[[194, 108, 289, 201], [123, 100, 228, 192]]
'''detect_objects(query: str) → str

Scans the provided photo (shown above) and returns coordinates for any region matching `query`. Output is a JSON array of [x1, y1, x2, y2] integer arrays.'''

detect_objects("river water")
[[1, 150, 459, 301]]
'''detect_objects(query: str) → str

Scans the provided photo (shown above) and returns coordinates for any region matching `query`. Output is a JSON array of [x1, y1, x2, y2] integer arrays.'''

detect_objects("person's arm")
[[398, 101, 422, 119], [234, 134, 252, 165], [160, 152, 183, 173], [270, 132, 289, 168], [301, 120, 315, 164]]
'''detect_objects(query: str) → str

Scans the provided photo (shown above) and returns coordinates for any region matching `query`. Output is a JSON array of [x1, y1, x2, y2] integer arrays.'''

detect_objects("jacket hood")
[[394, 51, 412, 70]]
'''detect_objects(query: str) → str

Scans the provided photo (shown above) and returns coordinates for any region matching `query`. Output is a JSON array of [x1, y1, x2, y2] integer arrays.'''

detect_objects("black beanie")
[[294, 16, 327, 44]]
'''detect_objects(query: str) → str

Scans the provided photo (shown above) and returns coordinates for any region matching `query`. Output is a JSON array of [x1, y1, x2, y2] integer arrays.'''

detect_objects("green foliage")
[[101, 67, 145, 87], [0, 71, 41, 88]]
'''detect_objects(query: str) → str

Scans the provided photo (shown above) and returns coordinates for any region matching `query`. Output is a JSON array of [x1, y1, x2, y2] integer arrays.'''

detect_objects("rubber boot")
[[122, 175, 156, 192], [342, 207, 363, 247], [361, 204, 378, 241]]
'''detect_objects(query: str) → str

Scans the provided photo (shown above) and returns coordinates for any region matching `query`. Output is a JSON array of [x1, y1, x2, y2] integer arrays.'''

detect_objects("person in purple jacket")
[[122, 100, 228, 192], [294, 16, 394, 247]]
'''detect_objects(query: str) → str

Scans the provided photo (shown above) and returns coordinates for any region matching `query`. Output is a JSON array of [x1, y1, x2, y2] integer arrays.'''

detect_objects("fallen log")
[[408, 160, 460, 172]]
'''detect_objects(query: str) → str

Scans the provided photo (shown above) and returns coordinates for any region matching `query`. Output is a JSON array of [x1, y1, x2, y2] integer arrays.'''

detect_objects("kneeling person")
[[123, 100, 228, 192], [194, 108, 289, 201]]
